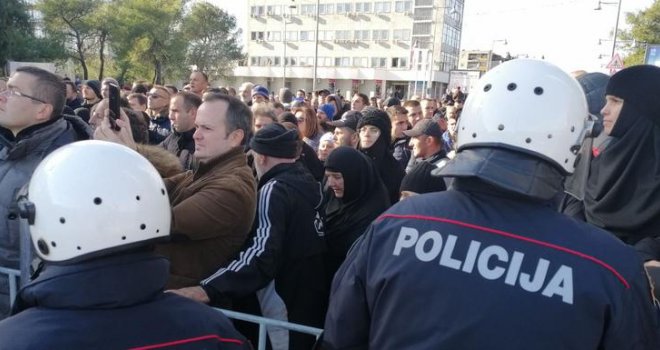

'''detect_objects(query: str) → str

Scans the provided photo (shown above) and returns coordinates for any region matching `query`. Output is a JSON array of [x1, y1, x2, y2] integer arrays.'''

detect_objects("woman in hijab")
[[582, 65, 660, 264], [357, 108, 405, 204], [324, 146, 390, 285]]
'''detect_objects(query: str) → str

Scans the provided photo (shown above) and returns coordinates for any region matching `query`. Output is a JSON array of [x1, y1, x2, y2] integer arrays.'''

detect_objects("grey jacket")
[[0, 115, 91, 318]]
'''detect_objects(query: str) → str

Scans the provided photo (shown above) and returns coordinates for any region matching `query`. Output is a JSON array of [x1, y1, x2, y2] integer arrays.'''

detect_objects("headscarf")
[[324, 147, 390, 277], [357, 108, 405, 203], [584, 65, 660, 244], [562, 72, 610, 212]]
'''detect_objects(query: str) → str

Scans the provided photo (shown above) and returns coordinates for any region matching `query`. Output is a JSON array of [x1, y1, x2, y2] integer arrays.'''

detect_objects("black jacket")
[[161, 129, 196, 170], [0, 115, 91, 318], [391, 136, 411, 170], [0, 251, 249, 349], [323, 178, 660, 349], [202, 162, 327, 349]]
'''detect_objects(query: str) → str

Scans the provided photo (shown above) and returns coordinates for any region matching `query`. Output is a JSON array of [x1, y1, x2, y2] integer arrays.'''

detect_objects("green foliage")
[[36, 0, 103, 79], [0, 0, 66, 69], [32, 0, 243, 83], [621, 1, 660, 66], [181, 2, 244, 81]]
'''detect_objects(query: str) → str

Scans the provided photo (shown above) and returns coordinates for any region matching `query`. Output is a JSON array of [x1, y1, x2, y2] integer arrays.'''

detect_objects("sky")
[[208, 0, 656, 73]]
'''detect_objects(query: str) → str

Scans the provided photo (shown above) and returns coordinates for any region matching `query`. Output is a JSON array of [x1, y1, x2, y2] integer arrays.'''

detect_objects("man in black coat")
[[173, 123, 327, 350]]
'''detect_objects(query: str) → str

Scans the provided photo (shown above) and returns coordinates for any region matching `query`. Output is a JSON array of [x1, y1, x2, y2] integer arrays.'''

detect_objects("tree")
[[36, 0, 104, 79], [620, 1, 660, 66], [109, 0, 187, 84], [0, 0, 65, 69], [181, 3, 244, 81]]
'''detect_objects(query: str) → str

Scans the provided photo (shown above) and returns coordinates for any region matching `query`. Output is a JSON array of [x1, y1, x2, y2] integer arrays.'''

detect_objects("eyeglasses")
[[0, 88, 47, 104]]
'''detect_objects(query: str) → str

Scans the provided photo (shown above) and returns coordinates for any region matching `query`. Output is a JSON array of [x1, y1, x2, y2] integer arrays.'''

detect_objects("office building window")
[[335, 57, 351, 66], [391, 57, 409, 68], [336, 3, 353, 13], [319, 30, 335, 41], [299, 57, 315, 66], [335, 30, 351, 40], [354, 30, 370, 40], [285, 31, 298, 41], [371, 57, 388, 68], [353, 57, 368, 67], [319, 4, 335, 14], [374, 1, 391, 13], [300, 31, 315, 41], [394, 1, 412, 12], [393, 29, 411, 41], [355, 2, 372, 13], [300, 4, 316, 15], [266, 5, 282, 15], [266, 31, 281, 41], [251, 6, 265, 16], [372, 30, 389, 40], [251, 31, 265, 41]]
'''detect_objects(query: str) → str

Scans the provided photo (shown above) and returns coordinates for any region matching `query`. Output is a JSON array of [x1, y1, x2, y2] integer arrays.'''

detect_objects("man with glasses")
[[0, 66, 91, 318], [147, 85, 172, 145]]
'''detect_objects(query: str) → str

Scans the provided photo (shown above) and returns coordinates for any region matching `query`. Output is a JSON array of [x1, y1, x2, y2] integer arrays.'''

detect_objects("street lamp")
[[312, 0, 320, 92], [283, 3, 297, 88], [595, 0, 623, 59], [489, 39, 507, 70]]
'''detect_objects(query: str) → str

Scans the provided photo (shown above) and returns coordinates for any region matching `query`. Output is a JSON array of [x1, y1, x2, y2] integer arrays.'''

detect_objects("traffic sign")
[[606, 53, 624, 75]]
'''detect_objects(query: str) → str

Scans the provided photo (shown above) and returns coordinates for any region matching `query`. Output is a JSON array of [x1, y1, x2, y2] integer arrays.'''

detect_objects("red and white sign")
[[606, 53, 624, 75]]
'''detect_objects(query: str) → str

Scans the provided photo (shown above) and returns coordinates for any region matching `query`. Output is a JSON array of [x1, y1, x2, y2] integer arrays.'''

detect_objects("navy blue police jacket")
[[323, 179, 660, 349], [0, 251, 250, 350]]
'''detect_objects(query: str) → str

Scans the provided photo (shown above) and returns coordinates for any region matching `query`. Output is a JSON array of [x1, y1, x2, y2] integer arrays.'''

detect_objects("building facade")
[[234, 0, 464, 99], [457, 50, 505, 74]]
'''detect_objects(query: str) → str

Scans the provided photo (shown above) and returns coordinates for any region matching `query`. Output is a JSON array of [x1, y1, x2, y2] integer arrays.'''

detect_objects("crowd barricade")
[[215, 308, 323, 350], [0, 269, 324, 350], [0, 267, 20, 307]]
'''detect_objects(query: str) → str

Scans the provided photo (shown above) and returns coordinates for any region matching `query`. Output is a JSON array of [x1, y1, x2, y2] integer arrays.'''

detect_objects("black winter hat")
[[576, 72, 609, 118], [606, 65, 660, 125], [82, 80, 102, 99], [357, 108, 391, 136], [384, 97, 401, 107], [400, 161, 446, 194], [250, 123, 300, 158]]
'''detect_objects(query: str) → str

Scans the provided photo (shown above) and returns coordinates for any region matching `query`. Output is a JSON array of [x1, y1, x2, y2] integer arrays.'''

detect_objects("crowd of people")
[[0, 59, 659, 349]]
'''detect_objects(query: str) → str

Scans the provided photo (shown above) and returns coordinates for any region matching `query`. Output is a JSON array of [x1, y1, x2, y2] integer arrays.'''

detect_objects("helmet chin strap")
[[570, 115, 598, 155], [16, 195, 35, 225]]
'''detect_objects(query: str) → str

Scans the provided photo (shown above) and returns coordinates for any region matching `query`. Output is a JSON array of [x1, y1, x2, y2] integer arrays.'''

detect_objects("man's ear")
[[36, 104, 54, 122], [229, 128, 245, 147]]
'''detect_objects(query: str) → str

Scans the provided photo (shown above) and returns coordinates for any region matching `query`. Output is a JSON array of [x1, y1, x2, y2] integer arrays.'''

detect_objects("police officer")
[[0, 141, 249, 349], [322, 59, 660, 349]]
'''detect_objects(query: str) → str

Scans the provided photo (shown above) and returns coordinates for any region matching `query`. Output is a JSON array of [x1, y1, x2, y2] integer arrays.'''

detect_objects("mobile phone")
[[108, 83, 121, 131]]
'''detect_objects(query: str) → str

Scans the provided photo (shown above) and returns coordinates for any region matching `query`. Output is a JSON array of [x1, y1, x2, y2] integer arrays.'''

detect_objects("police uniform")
[[323, 177, 660, 349]]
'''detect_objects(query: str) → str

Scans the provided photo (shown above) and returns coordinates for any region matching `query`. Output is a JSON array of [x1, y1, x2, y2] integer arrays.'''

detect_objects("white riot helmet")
[[20, 140, 171, 262], [456, 59, 592, 173]]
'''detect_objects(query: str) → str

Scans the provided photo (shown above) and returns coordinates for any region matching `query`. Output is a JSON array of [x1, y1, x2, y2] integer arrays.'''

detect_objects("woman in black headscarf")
[[324, 146, 390, 285], [357, 108, 405, 204], [583, 65, 660, 262]]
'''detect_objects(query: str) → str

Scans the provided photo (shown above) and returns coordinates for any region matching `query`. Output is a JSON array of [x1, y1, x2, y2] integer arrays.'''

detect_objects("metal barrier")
[[0, 269, 323, 349], [216, 308, 323, 350], [0, 267, 20, 307]]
